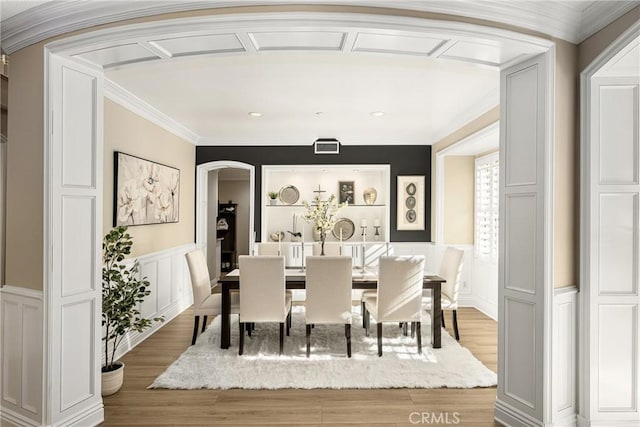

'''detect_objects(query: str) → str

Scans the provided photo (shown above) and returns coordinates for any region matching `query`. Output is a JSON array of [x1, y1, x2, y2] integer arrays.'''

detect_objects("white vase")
[[363, 187, 377, 205], [269, 198, 277, 205], [101, 361, 125, 396]]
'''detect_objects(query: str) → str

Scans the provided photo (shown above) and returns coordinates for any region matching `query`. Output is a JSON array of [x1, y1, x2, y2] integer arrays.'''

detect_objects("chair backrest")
[[439, 247, 464, 302], [256, 242, 282, 256], [239, 255, 286, 322], [376, 256, 425, 322], [312, 242, 342, 256], [305, 256, 353, 324], [185, 249, 213, 309]]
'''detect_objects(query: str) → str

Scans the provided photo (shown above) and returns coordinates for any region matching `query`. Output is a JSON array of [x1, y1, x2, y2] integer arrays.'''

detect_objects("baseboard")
[[495, 399, 543, 427], [0, 407, 41, 427], [54, 401, 104, 427], [577, 415, 640, 427], [472, 296, 498, 320]]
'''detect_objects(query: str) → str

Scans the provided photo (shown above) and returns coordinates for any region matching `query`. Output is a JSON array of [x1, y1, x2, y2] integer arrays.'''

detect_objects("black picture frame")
[[339, 181, 355, 205]]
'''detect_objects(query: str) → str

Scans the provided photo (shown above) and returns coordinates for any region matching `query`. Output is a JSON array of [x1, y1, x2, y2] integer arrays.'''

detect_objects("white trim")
[[1, 1, 631, 54], [196, 161, 255, 263], [104, 79, 200, 144], [0, 407, 42, 427], [579, 20, 640, 426], [0, 285, 44, 300], [431, 97, 499, 145], [495, 398, 545, 427]]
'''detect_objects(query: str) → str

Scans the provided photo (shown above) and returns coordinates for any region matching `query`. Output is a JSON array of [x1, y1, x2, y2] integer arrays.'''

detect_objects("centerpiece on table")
[[302, 193, 345, 255]]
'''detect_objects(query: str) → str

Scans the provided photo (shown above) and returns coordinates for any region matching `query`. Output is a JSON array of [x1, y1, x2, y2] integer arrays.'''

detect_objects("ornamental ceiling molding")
[[2, 1, 638, 54]]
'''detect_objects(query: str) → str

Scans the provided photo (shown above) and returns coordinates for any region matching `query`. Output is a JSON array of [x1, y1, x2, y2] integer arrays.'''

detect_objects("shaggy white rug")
[[150, 306, 496, 389]]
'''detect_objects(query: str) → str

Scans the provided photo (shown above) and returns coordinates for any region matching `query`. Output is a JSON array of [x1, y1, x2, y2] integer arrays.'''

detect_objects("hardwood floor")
[[102, 307, 499, 426]]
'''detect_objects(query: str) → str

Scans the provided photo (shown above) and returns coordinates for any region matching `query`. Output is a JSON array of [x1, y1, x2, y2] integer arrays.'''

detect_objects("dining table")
[[218, 268, 446, 349]]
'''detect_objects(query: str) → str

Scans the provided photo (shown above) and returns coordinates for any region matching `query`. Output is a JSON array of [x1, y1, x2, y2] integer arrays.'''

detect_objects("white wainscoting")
[[472, 256, 498, 320], [102, 243, 195, 365], [553, 287, 578, 426], [0, 286, 43, 427]]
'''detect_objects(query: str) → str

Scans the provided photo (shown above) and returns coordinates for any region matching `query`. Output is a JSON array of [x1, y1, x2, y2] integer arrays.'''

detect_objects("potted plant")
[[268, 191, 279, 205], [302, 193, 345, 255], [102, 226, 163, 396]]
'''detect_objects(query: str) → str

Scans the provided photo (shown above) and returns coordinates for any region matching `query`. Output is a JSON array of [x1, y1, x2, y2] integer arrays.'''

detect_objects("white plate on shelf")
[[332, 218, 355, 240], [279, 185, 299, 204]]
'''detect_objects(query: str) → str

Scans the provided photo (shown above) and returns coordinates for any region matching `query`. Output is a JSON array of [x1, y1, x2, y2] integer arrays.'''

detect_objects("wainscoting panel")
[[0, 286, 43, 427], [553, 287, 577, 425], [104, 243, 195, 364]]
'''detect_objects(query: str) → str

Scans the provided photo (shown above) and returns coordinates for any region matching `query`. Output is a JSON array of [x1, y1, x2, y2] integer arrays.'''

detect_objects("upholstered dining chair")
[[185, 248, 239, 345], [256, 242, 282, 255], [363, 255, 425, 356], [424, 246, 464, 340], [238, 255, 292, 355], [305, 256, 353, 357]]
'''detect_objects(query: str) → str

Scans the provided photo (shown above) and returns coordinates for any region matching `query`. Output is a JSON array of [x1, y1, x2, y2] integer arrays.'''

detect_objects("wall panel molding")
[[553, 287, 578, 426], [0, 286, 43, 427]]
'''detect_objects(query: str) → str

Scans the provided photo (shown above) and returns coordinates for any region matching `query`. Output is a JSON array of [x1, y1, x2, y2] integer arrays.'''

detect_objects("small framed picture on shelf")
[[338, 181, 355, 204], [396, 175, 424, 230]]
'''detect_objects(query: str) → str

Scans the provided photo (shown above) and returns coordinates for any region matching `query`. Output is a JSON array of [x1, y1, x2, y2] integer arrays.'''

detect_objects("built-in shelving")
[[261, 164, 391, 243]]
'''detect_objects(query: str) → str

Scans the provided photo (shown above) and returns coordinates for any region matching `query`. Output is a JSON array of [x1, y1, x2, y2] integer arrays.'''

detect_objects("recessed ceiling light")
[[370, 111, 385, 117], [248, 112, 262, 117], [315, 111, 324, 116]]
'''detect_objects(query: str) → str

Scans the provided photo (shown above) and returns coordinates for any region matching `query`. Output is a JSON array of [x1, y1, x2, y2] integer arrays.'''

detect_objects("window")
[[475, 152, 499, 259]]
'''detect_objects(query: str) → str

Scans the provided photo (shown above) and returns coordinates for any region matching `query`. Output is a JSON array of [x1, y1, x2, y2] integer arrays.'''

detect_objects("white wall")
[[206, 170, 218, 274]]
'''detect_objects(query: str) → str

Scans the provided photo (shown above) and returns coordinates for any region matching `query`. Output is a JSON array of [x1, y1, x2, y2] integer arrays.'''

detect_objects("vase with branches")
[[302, 193, 345, 255], [102, 226, 163, 395]]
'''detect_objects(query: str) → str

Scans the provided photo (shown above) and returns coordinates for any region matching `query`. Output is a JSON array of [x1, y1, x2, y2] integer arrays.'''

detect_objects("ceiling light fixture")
[[370, 111, 385, 117], [248, 112, 262, 117], [315, 111, 324, 116]]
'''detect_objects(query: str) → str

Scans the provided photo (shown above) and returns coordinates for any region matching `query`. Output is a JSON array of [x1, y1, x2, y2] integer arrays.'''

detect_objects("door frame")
[[195, 161, 255, 260], [579, 21, 640, 425], [40, 10, 555, 426]]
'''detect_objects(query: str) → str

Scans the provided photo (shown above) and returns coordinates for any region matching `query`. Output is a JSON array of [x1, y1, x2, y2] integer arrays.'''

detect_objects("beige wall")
[[5, 44, 44, 290], [103, 99, 195, 258], [431, 107, 500, 240], [554, 39, 579, 288], [443, 156, 475, 244], [578, 6, 640, 72]]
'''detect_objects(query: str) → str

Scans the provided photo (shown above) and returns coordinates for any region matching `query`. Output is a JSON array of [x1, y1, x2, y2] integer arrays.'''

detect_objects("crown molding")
[[104, 78, 200, 145], [2, 1, 638, 54]]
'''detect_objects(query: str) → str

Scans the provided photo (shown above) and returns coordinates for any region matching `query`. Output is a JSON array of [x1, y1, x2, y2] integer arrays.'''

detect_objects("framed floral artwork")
[[397, 175, 424, 230], [114, 152, 180, 226]]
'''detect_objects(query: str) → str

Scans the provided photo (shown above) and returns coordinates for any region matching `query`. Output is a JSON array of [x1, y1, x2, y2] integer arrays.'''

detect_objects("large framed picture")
[[114, 152, 180, 226], [397, 175, 424, 230]]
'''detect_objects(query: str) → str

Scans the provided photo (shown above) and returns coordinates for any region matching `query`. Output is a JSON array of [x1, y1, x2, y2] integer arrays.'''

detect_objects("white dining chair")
[[305, 256, 353, 357], [238, 255, 292, 355], [363, 255, 425, 356], [424, 247, 464, 340], [256, 242, 283, 256], [185, 249, 239, 345]]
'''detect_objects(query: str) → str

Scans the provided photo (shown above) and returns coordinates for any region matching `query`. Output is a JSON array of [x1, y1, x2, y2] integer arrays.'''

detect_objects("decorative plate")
[[406, 209, 417, 223], [331, 218, 355, 240], [406, 182, 417, 195], [278, 185, 300, 205]]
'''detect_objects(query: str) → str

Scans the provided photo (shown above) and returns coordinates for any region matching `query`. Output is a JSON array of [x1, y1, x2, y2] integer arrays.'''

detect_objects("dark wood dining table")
[[218, 268, 446, 349]]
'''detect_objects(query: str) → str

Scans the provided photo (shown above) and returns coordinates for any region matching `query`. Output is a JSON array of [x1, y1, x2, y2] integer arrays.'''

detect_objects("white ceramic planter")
[[101, 361, 125, 396]]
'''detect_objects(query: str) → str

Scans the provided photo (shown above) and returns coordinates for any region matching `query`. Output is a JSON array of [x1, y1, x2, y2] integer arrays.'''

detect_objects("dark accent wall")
[[197, 145, 432, 242]]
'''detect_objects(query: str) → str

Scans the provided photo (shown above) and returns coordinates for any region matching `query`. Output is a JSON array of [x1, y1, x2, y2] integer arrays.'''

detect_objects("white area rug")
[[150, 306, 496, 389]]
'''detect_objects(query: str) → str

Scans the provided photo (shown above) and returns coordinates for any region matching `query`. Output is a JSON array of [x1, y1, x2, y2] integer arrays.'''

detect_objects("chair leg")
[[411, 322, 416, 338], [441, 311, 446, 328], [361, 301, 367, 328], [191, 316, 200, 345], [403, 322, 408, 336], [239, 321, 245, 355], [279, 322, 285, 355], [345, 324, 352, 358], [201, 315, 208, 332], [377, 323, 383, 357], [286, 311, 291, 336], [246, 322, 252, 337], [306, 324, 311, 358], [365, 309, 371, 337], [416, 321, 422, 354], [399, 322, 403, 328], [452, 309, 460, 341]]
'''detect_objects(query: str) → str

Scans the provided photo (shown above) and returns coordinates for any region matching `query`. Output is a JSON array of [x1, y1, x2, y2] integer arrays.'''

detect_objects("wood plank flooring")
[[102, 307, 499, 426]]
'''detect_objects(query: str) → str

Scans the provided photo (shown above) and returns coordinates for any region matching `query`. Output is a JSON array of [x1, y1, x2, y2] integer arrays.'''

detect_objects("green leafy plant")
[[268, 191, 279, 199], [102, 226, 163, 372]]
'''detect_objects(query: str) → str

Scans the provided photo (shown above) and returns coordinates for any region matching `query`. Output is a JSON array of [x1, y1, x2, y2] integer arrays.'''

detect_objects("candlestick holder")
[[360, 226, 367, 271], [300, 240, 306, 272], [373, 225, 380, 240]]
